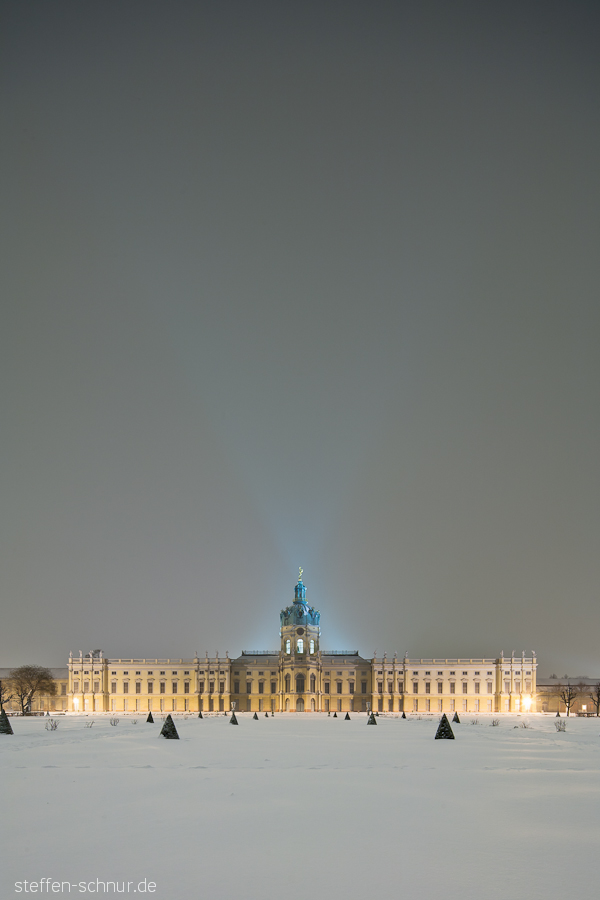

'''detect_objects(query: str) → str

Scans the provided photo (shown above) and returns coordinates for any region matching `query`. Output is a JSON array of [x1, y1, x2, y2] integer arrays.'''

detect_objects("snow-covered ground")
[[4, 713, 599, 899]]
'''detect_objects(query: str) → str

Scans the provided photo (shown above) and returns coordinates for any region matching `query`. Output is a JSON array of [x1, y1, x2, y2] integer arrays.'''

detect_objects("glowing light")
[[523, 695, 532, 711]]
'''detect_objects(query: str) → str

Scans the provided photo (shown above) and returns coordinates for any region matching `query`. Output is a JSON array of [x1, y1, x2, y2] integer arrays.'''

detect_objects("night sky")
[[2, 2, 599, 675]]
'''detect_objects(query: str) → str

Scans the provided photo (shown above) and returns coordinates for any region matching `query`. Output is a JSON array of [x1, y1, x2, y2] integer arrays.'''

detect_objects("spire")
[[294, 568, 306, 602]]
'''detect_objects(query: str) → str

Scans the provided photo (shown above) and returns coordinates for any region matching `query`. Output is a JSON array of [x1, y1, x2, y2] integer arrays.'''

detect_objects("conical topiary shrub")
[[401, 711, 406, 719], [435, 713, 455, 740], [344, 712, 350, 720], [230, 712, 238, 725], [367, 712, 377, 725], [265, 712, 268, 717], [0, 710, 14, 735], [146, 712, 154, 723], [159, 714, 179, 740], [198, 711, 203, 719], [333, 712, 337, 718], [253, 712, 258, 720], [452, 712, 460, 723]]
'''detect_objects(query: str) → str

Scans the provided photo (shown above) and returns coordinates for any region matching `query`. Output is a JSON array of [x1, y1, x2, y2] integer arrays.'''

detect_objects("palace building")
[[61, 571, 537, 715]]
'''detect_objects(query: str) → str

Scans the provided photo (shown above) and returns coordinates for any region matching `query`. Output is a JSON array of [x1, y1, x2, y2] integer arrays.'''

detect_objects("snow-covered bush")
[[109, 718, 119, 726], [491, 719, 500, 726], [45, 719, 58, 731], [555, 720, 566, 732]]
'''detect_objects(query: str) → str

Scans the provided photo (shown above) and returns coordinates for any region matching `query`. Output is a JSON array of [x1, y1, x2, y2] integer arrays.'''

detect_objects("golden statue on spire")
[[298, 566, 303, 581]]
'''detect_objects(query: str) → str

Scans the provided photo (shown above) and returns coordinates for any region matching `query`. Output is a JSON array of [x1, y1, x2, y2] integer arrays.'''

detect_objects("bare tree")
[[588, 682, 600, 717], [557, 681, 579, 717], [9, 665, 56, 715], [0, 678, 14, 711]]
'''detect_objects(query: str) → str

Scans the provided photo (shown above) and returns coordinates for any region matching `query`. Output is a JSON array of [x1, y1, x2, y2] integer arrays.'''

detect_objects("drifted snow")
[[3, 713, 600, 899]]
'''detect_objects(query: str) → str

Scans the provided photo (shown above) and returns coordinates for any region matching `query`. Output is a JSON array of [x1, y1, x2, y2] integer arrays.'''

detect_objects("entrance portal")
[[296, 698, 304, 712]]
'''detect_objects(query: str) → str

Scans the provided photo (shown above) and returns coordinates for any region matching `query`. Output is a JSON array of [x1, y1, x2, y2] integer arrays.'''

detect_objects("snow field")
[[3, 713, 600, 900]]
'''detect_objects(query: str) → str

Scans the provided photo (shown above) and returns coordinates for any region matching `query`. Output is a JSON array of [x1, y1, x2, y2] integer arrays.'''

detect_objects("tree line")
[[0, 665, 56, 715]]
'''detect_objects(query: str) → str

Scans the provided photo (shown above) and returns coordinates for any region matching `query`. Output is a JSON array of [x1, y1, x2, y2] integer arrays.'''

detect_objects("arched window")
[[296, 675, 305, 693], [285, 639, 291, 654], [284, 674, 290, 692], [310, 674, 316, 692], [309, 639, 315, 654], [297, 638, 304, 653]]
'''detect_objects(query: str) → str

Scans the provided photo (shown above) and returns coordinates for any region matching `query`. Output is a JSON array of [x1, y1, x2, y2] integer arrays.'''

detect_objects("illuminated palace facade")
[[64, 572, 538, 715]]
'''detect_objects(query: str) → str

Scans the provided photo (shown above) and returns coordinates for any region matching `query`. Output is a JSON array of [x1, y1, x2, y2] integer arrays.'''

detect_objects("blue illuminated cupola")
[[280, 568, 321, 629]]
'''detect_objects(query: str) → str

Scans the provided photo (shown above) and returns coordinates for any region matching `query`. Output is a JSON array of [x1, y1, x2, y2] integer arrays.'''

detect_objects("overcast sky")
[[1, 2, 599, 675]]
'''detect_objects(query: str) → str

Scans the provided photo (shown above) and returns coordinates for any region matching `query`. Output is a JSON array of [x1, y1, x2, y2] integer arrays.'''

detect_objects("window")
[[136, 671, 141, 676], [349, 681, 355, 694], [73, 681, 80, 692], [487, 671, 493, 675], [361, 681, 367, 694], [135, 683, 141, 694], [449, 671, 455, 675], [111, 671, 117, 675], [377, 682, 383, 693], [504, 681, 510, 693], [425, 682, 430, 694], [83, 681, 90, 692], [160, 682, 166, 694], [515, 681, 521, 693], [336, 683, 342, 694], [450, 683, 455, 694], [324, 682, 330, 694], [184, 671, 189, 675], [123, 671, 129, 675], [413, 682, 418, 694], [462, 683, 468, 694], [285, 639, 291, 654], [147, 671, 153, 675], [172, 682, 178, 694], [246, 682, 252, 694], [387, 681, 393, 693], [425, 671, 430, 675], [172, 671, 177, 675], [258, 682, 264, 694], [309, 639, 315, 654], [296, 675, 305, 693], [474, 682, 480, 694], [160, 671, 165, 676], [60, 684, 66, 696], [147, 682, 153, 694], [285, 675, 290, 692], [437, 671, 443, 676], [84, 671, 89, 675], [474, 671, 480, 675], [525, 680, 531, 692], [398, 681, 403, 692], [271, 681, 277, 694], [337, 671, 342, 676], [462, 671, 468, 676], [437, 682, 443, 694], [234, 681, 239, 694], [297, 639, 304, 653], [184, 682, 190, 694], [93, 681, 100, 692], [123, 682, 129, 694], [487, 682, 492, 694], [412, 671, 418, 676], [209, 681, 214, 693], [219, 682, 224, 693]]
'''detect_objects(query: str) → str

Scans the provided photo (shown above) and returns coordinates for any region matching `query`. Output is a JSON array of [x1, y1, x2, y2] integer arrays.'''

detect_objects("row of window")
[[284, 639, 316, 654]]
